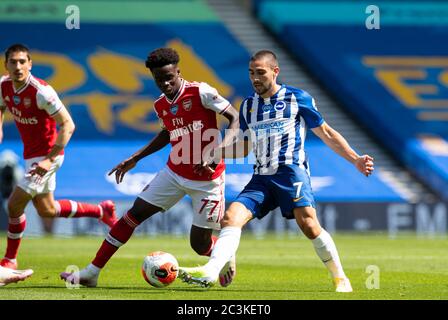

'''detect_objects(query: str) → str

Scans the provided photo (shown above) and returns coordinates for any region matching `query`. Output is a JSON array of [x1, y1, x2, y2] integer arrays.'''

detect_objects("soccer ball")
[[141, 251, 179, 288]]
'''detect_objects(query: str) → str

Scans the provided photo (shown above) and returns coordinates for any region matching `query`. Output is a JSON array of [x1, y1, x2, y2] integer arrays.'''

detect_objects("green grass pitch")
[[0, 232, 447, 300]]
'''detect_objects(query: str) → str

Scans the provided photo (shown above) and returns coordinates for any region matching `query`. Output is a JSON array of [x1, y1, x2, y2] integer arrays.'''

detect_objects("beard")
[[253, 82, 271, 96]]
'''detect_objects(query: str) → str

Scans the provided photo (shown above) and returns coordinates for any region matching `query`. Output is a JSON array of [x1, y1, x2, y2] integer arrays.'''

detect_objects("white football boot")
[[178, 266, 217, 288], [0, 265, 33, 286], [334, 277, 353, 293], [60, 264, 99, 288], [219, 255, 236, 287]]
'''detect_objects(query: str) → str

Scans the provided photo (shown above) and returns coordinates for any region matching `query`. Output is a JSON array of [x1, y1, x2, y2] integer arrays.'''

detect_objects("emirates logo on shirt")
[[12, 114, 38, 125], [169, 120, 204, 140]]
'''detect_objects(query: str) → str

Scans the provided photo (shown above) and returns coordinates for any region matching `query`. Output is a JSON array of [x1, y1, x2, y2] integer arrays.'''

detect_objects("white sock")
[[311, 229, 346, 279], [85, 263, 101, 276], [205, 226, 241, 279]]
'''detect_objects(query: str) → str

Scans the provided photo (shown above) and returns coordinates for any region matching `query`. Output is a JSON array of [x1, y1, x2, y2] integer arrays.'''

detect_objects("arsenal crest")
[[23, 97, 32, 108], [182, 99, 192, 111]]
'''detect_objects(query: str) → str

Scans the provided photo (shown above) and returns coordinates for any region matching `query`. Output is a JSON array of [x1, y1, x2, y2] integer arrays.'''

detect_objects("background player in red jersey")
[[0, 44, 118, 274], [61, 47, 239, 287]]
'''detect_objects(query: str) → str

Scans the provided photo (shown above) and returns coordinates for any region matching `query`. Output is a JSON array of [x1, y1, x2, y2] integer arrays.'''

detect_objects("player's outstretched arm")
[[311, 122, 374, 177], [108, 129, 170, 184], [212, 105, 240, 160], [219, 105, 240, 155]]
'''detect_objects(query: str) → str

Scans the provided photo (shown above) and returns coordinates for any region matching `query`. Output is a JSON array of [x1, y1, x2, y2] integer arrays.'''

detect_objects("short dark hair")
[[5, 43, 31, 61], [250, 50, 278, 68], [145, 48, 180, 70]]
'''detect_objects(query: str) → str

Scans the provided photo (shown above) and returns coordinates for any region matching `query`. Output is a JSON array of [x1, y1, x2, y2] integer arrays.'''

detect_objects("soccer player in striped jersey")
[[179, 50, 374, 292], [0, 44, 117, 278]]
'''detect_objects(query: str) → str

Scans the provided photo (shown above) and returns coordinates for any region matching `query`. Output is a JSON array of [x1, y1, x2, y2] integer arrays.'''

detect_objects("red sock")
[[56, 200, 101, 218], [5, 214, 26, 260], [202, 235, 217, 257], [92, 212, 140, 268]]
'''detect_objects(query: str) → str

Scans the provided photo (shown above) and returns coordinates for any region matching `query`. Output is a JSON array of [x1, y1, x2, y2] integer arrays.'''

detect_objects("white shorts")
[[138, 166, 225, 230], [17, 155, 64, 198]]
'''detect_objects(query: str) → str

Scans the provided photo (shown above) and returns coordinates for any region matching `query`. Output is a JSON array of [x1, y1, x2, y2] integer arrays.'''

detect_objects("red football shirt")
[[0, 74, 64, 159], [154, 80, 230, 181]]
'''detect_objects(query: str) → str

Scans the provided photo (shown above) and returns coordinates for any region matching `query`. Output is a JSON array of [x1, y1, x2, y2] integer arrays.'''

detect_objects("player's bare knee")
[[220, 210, 240, 228], [189, 226, 213, 255], [127, 209, 147, 223], [7, 211, 22, 218], [190, 237, 209, 255], [6, 201, 15, 215], [36, 208, 56, 218], [128, 199, 160, 223], [7, 201, 23, 218], [301, 220, 321, 239], [219, 213, 231, 228], [220, 202, 251, 228], [220, 211, 247, 229]]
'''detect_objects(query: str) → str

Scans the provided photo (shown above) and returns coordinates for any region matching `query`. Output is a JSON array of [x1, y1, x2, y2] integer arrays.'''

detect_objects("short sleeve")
[[297, 91, 324, 129], [199, 82, 230, 114], [153, 100, 167, 130], [36, 84, 64, 116]]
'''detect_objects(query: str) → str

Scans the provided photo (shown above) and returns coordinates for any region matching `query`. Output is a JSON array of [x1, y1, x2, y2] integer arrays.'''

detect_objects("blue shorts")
[[235, 165, 315, 220]]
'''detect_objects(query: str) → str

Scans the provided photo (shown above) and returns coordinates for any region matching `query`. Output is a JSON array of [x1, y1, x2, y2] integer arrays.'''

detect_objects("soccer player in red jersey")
[[60, 47, 240, 287], [0, 44, 118, 277]]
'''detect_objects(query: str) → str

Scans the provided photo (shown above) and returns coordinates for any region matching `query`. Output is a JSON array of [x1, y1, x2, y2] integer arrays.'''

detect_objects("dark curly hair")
[[145, 48, 180, 70]]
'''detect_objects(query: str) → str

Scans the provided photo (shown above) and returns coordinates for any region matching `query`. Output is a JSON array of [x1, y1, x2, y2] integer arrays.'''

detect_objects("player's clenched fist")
[[108, 157, 137, 184], [355, 155, 374, 177]]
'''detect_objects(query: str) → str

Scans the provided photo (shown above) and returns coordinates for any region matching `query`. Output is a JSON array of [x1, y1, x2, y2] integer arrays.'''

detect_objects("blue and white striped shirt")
[[239, 84, 324, 175]]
